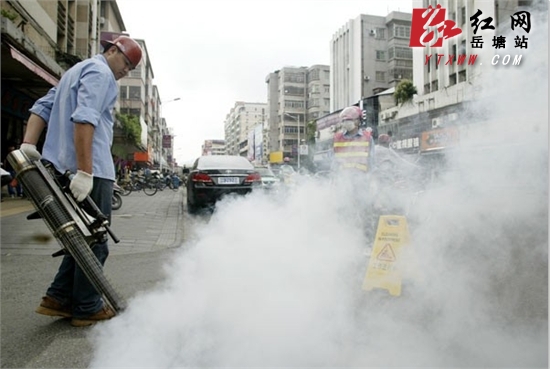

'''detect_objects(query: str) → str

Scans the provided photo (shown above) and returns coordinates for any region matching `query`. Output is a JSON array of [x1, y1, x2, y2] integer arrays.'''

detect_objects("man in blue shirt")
[[20, 36, 142, 327]]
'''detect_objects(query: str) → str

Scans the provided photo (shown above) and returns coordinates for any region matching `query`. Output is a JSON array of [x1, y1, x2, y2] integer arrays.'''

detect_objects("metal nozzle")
[[7, 149, 35, 173]]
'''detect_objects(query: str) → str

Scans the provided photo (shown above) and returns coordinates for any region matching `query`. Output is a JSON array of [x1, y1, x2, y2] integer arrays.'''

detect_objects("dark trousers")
[[45, 176, 113, 318]]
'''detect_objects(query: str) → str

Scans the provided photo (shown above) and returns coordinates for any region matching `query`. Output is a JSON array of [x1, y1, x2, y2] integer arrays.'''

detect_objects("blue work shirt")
[[29, 54, 118, 180]]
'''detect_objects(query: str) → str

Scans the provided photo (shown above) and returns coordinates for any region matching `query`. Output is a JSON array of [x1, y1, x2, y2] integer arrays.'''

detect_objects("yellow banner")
[[269, 151, 283, 163]]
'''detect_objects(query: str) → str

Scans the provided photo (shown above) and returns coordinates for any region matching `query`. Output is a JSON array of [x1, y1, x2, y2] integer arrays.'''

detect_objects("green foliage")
[[1, 9, 18, 21], [305, 120, 317, 144], [394, 79, 418, 105], [116, 113, 141, 146]]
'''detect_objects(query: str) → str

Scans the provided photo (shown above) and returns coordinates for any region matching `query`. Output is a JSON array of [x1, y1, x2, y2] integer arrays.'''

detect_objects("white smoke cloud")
[[89, 3, 547, 368]]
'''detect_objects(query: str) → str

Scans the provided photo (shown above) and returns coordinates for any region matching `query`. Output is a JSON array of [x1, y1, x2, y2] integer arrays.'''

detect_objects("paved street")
[[1, 188, 187, 368], [1, 188, 185, 256]]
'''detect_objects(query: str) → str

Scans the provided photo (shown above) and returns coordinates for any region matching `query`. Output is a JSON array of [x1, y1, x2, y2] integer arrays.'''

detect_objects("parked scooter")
[[112, 182, 123, 210]]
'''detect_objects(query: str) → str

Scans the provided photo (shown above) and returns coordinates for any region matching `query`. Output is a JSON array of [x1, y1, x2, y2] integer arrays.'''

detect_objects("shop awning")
[[9, 45, 58, 86]]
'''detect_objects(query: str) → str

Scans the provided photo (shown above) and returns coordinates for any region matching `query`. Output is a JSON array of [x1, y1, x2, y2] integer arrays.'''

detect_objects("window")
[[395, 59, 413, 67], [424, 83, 431, 94], [459, 40, 466, 54], [324, 85, 330, 93], [449, 73, 457, 86], [460, 6, 466, 25], [284, 100, 305, 109], [284, 73, 305, 83], [393, 25, 411, 39], [129, 86, 141, 100], [119, 86, 128, 99], [376, 50, 386, 61], [129, 68, 142, 78], [389, 46, 412, 59], [458, 70, 467, 82], [431, 80, 438, 91], [309, 69, 320, 81], [283, 127, 303, 134], [283, 86, 305, 96], [120, 108, 141, 117], [389, 68, 412, 80], [375, 71, 386, 82], [376, 28, 386, 39]]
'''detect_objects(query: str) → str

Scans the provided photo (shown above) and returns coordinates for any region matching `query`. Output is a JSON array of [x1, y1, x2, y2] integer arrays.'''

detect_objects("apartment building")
[[1, 0, 173, 170], [224, 101, 267, 160], [378, 0, 542, 152], [114, 37, 164, 166], [265, 65, 330, 165], [202, 139, 226, 156], [330, 11, 413, 112]]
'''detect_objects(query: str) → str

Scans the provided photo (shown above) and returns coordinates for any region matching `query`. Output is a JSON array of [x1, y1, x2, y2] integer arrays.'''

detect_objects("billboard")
[[254, 124, 263, 162], [247, 129, 255, 161], [269, 151, 283, 163], [162, 134, 172, 148]]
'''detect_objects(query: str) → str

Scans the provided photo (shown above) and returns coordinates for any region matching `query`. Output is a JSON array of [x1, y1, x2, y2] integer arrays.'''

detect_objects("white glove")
[[20, 143, 42, 161], [70, 170, 93, 202]]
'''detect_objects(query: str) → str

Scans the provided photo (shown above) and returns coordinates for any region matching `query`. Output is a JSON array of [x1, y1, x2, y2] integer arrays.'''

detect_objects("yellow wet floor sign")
[[362, 215, 410, 296]]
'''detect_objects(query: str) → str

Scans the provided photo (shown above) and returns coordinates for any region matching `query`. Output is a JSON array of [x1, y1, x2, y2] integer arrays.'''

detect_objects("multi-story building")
[[1, 0, 171, 171], [224, 101, 267, 160], [202, 139, 226, 156], [265, 65, 330, 166], [378, 0, 542, 154], [1, 0, 114, 152], [114, 37, 175, 170], [306, 65, 332, 122], [330, 11, 413, 112]]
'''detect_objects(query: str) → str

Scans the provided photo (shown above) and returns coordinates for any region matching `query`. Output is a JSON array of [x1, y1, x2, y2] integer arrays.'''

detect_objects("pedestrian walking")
[[3, 144, 24, 198]]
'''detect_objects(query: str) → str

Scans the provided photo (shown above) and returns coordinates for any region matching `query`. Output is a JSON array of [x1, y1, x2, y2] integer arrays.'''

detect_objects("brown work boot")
[[70, 306, 115, 327], [35, 296, 72, 318]]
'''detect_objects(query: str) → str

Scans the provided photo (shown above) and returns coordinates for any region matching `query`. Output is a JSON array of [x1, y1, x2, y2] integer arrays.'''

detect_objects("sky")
[[116, 0, 414, 165]]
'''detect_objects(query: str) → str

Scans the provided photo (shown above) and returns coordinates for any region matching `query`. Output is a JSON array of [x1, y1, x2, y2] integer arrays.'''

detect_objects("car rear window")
[[197, 156, 254, 170], [256, 167, 275, 177]]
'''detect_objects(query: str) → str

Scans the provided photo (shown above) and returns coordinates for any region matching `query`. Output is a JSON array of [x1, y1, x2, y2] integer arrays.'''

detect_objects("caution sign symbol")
[[377, 244, 396, 262]]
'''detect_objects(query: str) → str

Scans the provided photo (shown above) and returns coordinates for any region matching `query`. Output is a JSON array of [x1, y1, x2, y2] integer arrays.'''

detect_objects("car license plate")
[[218, 177, 240, 185]]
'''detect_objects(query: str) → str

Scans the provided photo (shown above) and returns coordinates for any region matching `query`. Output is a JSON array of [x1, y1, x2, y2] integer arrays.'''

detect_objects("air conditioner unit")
[[432, 118, 441, 128], [390, 111, 398, 117], [369, 29, 376, 36], [99, 16, 106, 25], [363, 75, 370, 82], [381, 112, 387, 120]]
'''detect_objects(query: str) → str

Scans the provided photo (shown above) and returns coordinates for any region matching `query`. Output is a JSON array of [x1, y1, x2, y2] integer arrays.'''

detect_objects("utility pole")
[[284, 112, 301, 169], [159, 97, 181, 172]]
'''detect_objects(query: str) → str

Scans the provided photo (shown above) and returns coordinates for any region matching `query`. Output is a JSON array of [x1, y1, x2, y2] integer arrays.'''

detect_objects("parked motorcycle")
[[112, 183, 123, 210]]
